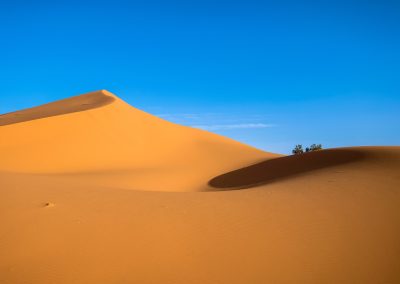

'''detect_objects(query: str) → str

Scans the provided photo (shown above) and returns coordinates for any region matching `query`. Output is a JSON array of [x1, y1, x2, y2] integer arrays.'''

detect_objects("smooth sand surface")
[[1, 90, 399, 283]]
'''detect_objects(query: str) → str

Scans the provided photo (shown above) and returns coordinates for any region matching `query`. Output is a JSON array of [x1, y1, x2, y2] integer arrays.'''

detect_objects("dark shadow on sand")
[[209, 149, 367, 190]]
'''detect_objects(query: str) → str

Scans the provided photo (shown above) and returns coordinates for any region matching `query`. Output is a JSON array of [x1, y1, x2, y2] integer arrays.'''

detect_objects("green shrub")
[[292, 144, 304, 155], [293, 144, 323, 154]]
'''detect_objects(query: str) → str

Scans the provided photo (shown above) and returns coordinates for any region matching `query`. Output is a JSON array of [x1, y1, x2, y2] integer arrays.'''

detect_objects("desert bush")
[[293, 144, 323, 154], [292, 144, 304, 155], [306, 144, 323, 152]]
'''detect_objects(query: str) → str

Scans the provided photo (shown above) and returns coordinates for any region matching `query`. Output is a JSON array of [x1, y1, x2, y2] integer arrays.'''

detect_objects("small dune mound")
[[0, 90, 115, 126], [208, 148, 376, 189], [43, 202, 55, 208]]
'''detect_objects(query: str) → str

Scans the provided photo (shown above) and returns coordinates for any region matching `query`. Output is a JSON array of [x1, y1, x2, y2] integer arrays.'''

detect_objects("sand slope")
[[0, 90, 274, 192], [0, 91, 399, 284]]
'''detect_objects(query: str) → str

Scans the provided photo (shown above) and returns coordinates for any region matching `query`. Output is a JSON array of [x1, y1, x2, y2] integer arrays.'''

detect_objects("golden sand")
[[1, 91, 399, 283]]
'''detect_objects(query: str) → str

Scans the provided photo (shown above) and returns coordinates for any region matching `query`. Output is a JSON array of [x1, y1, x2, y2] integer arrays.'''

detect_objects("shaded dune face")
[[209, 148, 374, 189], [0, 91, 115, 126]]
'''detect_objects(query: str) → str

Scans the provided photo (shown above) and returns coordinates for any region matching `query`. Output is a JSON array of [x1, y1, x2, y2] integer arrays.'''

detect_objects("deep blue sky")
[[1, 0, 399, 153]]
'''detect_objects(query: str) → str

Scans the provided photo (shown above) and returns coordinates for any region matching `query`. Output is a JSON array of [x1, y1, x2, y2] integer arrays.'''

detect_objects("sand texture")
[[1, 90, 399, 283]]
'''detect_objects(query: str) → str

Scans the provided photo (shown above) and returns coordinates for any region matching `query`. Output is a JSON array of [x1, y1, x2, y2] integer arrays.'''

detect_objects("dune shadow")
[[0, 91, 115, 127], [209, 149, 368, 190]]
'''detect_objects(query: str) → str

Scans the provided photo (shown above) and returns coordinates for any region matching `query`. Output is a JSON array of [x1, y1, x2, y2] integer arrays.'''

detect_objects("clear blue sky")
[[1, 0, 399, 154]]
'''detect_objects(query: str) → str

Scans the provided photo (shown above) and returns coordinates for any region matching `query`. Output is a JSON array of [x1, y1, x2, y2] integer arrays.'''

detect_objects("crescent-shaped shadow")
[[208, 148, 368, 190]]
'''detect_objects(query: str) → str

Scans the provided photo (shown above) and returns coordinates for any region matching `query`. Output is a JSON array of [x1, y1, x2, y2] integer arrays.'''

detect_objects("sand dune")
[[0, 90, 274, 191], [0, 90, 399, 283]]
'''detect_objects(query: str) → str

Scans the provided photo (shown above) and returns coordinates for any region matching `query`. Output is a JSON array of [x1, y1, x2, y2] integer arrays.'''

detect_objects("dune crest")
[[0, 90, 115, 126]]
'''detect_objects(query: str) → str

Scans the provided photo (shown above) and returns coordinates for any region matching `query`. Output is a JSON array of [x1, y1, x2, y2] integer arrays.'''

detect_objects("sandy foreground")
[[0, 90, 399, 283]]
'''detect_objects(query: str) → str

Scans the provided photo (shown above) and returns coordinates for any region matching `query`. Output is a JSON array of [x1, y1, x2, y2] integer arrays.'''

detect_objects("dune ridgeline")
[[1, 90, 399, 283]]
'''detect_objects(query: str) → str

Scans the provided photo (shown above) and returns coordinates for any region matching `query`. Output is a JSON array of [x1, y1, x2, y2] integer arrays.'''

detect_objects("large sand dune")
[[1, 90, 399, 283], [0, 90, 275, 192]]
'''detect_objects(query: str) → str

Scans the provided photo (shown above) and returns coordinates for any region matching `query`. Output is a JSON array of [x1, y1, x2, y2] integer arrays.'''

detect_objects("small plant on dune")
[[292, 144, 323, 155], [305, 144, 323, 152], [292, 144, 304, 155]]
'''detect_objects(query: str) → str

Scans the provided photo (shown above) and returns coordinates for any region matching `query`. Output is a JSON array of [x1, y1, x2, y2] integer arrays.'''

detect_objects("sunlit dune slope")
[[0, 90, 274, 191]]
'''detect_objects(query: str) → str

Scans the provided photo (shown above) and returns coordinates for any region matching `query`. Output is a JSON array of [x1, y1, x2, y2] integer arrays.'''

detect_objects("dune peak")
[[0, 90, 116, 126]]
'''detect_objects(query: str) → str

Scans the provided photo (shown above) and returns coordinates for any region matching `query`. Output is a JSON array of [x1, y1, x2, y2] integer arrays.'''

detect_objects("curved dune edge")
[[208, 147, 399, 190], [0, 90, 115, 126]]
